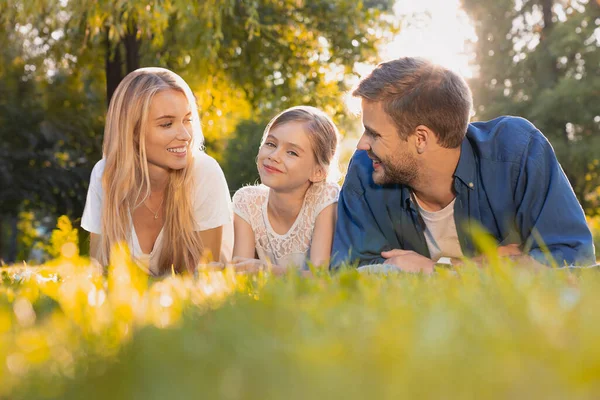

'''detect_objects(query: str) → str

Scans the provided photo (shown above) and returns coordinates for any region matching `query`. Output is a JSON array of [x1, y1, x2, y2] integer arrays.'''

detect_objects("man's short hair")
[[352, 57, 473, 148]]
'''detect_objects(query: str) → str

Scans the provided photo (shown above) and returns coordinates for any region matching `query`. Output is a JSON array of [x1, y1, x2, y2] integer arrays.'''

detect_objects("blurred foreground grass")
[[2, 244, 600, 399]]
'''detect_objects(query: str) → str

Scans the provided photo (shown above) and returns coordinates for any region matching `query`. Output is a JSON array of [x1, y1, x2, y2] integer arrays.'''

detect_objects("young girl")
[[81, 67, 233, 276], [232, 106, 341, 272]]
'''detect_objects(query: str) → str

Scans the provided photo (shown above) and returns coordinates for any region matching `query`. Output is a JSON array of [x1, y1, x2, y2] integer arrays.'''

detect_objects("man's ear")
[[414, 125, 436, 154], [309, 165, 326, 183]]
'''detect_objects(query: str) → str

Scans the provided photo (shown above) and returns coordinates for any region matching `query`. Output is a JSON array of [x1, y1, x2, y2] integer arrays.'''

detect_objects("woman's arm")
[[309, 203, 337, 268], [199, 226, 223, 262], [233, 214, 256, 259], [90, 233, 101, 261]]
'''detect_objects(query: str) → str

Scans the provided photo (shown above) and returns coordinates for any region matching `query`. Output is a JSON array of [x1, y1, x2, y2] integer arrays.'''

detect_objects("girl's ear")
[[309, 165, 326, 183]]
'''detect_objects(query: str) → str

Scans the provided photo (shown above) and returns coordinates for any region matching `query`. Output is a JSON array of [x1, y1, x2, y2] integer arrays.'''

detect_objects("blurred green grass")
[[2, 246, 600, 399]]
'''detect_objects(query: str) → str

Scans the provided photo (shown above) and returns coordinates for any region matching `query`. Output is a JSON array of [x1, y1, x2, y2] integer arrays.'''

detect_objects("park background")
[[2, 2, 600, 398], [0, 0, 599, 263]]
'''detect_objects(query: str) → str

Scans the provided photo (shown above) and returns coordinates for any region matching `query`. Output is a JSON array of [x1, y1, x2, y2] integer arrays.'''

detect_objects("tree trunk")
[[0, 215, 4, 264], [7, 214, 17, 264], [124, 24, 141, 74], [105, 29, 123, 106]]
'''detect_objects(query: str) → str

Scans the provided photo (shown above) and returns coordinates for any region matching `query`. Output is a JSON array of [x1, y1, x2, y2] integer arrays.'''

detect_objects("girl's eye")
[[264, 142, 276, 148], [184, 118, 193, 124], [160, 122, 173, 128], [287, 151, 299, 157]]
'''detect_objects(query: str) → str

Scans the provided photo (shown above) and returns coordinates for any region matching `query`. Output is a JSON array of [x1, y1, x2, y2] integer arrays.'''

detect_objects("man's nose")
[[356, 133, 371, 151]]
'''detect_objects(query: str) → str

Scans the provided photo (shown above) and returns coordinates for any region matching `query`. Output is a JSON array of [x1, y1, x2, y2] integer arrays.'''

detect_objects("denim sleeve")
[[330, 159, 388, 270], [516, 134, 595, 266]]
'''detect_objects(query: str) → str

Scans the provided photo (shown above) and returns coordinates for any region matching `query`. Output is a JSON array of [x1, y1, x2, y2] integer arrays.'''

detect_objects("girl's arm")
[[199, 226, 223, 262], [233, 214, 295, 274], [233, 214, 256, 259], [309, 203, 338, 269]]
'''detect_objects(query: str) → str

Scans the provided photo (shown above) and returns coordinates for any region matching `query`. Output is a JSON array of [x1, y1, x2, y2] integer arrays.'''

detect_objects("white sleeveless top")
[[233, 182, 340, 268]]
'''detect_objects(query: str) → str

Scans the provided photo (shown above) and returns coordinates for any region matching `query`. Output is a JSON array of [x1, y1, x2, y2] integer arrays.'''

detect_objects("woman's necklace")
[[144, 195, 164, 220]]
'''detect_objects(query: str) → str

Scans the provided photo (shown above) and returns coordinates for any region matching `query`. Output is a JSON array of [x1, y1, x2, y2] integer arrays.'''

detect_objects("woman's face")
[[144, 89, 192, 173]]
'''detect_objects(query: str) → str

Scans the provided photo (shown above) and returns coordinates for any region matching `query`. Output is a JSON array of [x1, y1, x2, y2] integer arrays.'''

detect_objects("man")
[[331, 57, 595, 272]]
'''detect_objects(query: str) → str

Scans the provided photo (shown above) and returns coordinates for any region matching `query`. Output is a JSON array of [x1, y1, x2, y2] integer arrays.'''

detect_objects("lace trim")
[[233, 182, 339, 262]]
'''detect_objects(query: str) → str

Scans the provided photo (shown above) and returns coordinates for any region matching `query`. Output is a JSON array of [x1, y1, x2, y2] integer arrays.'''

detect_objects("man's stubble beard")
[[373, 154, 418, 187]]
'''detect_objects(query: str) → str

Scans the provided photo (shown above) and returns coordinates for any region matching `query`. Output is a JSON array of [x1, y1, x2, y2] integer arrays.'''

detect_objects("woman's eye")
[[265, 142, 276, 147], [184, 118, 193, 124], [160, 122, 173, 128]]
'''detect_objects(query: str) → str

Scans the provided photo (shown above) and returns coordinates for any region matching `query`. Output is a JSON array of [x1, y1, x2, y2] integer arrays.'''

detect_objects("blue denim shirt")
[[331, 116, 595, 269]]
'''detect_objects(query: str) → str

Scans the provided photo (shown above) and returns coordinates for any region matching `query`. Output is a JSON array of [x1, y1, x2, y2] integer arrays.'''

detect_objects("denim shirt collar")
[[400, 185, 413, 211], [400, 136, 476, 211], [453, 137, 477, 192]]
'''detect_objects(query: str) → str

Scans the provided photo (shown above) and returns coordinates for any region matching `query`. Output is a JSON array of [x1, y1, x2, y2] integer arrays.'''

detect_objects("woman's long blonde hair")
[[99, 67, 204, 274]]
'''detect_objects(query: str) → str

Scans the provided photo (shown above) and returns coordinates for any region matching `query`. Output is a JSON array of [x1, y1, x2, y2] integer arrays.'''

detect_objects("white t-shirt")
[[232, 182, 340, 268], [415, 197, 463, 262], [81, 151, 234, 275]]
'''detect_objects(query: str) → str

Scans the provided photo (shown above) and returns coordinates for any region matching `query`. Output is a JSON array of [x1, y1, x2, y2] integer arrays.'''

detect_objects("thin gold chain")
[[144, 195, 164, 220]]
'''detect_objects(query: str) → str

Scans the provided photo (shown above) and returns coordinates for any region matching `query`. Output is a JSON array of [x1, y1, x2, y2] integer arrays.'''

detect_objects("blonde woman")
[[81, 67, 233, 275]]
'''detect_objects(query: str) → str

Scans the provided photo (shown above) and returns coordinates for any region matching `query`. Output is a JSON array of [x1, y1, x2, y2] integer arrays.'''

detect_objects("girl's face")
[[144, 89, 192, 174], [257, 121, 324, 192]]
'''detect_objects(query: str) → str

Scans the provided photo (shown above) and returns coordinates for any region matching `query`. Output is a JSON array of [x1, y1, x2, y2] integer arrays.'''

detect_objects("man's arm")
[[516, 133, 595, 266], [331, 154, 391, 270]]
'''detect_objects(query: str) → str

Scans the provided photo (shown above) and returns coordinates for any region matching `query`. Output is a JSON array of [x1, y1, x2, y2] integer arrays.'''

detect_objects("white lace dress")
[[233, 182, 340, 268]]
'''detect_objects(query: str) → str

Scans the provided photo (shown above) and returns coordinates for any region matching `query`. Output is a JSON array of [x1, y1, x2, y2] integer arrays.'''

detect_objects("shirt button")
[[469, 182, 474, 188]]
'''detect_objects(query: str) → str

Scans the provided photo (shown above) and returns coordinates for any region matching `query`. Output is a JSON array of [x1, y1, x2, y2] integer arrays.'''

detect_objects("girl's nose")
[[268, 148, 282, 162]]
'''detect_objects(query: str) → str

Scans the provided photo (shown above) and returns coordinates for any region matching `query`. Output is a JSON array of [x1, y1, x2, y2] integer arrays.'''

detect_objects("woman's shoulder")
[[192, 150, 223, 174], [190, 151, 231, 194], [88, 159, 106, 187], [91, 158, 106, 174]]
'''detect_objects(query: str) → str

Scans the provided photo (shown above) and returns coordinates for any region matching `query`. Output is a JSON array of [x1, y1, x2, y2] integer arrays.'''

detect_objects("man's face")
[[357, 99, 418, 186]]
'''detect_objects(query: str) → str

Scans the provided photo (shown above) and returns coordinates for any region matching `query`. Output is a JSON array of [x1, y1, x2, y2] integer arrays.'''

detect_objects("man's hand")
[[497, 244, 522, 257], [452, 244, 545, 269], [381, 249, 435, 274]]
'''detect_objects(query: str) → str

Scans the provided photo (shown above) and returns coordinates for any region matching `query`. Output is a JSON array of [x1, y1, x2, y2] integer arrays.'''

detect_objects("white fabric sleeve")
[[232, 187, 253, 225], [314, 181, 340, 216], [193, 152, 233, 231], [80, 159, 106, 234]]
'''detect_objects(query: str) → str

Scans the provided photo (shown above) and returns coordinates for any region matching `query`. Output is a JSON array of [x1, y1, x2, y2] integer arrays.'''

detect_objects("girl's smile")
[[262, 164, 283, 174]]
